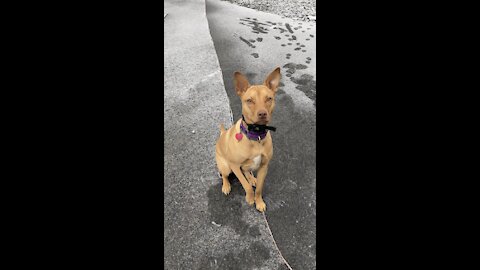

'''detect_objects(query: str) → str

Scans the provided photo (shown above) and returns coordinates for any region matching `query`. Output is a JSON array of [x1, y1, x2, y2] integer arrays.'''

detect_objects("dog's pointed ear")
[[264, 67, 281, 92], [234, 72, 250, 96]]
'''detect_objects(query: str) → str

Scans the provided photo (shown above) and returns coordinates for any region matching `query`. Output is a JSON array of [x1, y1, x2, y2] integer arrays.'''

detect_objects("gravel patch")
[[221, 0, 316, 23]]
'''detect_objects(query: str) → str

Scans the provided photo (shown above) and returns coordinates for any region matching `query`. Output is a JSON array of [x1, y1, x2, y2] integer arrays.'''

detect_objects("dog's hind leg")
[[221, 175, 231, 195], [216, 154, 232, 195]]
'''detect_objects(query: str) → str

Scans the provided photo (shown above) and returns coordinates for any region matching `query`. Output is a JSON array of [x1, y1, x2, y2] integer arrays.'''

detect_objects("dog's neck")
[[240, 115, 276, 141]]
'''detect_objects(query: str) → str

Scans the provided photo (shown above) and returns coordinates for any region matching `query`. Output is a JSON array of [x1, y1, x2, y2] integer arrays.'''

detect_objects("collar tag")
[[235, 133, 243, 141]]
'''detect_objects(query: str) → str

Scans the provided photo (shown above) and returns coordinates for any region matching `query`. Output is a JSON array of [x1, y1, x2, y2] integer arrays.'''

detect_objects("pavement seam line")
[[262, 212, 294, 270], [204, 0, 235, 129]]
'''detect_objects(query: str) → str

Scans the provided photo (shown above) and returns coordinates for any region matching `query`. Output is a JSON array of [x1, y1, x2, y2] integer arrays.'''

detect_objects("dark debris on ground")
[[221, 0, 316, 22]]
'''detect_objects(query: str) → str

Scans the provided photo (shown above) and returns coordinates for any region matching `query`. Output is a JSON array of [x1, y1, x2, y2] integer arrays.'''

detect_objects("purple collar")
[[240, 121, 269, 141]]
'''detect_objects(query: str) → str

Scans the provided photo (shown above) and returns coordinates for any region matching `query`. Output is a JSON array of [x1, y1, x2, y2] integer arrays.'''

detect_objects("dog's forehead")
[[245, 85, 271, 97]]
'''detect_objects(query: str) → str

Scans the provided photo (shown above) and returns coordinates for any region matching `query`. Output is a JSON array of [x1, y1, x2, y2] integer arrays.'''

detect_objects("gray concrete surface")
[[164, 0, 289, 269], [206, 0, 316, 269]]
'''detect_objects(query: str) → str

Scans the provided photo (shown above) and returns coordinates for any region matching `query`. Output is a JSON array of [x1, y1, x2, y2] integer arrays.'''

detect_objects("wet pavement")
[[164, 0, 289, 269], [207, 0, 317, 269]]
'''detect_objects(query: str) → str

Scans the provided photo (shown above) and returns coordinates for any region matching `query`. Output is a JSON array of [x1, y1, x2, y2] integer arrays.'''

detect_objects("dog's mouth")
[[242, 115, 277, 133], [255, 119, 269, 125]]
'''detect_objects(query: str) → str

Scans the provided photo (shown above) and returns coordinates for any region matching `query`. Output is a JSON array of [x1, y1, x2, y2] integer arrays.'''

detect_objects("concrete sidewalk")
[[164, 0, 288, 269], [206, 1, 316, 269]]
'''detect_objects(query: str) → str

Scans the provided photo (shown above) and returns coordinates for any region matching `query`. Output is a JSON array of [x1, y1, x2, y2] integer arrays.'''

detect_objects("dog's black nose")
[[258, 111, 267, 118]]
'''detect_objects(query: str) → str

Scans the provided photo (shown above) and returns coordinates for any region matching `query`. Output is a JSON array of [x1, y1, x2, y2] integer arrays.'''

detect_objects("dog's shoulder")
[[226, 119, 242, 135]]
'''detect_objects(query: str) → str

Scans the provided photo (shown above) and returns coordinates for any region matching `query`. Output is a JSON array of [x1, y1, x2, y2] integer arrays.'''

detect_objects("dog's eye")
[[246, 99, 254, 103], [266, 97, 273, 101]]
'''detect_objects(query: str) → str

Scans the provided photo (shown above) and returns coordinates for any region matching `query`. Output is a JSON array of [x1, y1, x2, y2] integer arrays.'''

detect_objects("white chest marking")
[[251, 155, 262, 171]]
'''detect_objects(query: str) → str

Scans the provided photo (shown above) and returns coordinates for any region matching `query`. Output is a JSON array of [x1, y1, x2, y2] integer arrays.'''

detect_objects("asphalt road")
[[206, 0, 317, 269]]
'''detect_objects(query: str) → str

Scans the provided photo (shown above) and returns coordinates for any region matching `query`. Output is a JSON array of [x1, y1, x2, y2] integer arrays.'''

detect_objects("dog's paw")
[[245, 192, 255, 206], [222, 182, 231, 195], [255, 198, 266, 212]]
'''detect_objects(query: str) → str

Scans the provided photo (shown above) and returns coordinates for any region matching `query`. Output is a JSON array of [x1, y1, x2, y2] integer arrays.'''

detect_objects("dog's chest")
[[251, 155, 262, 171]]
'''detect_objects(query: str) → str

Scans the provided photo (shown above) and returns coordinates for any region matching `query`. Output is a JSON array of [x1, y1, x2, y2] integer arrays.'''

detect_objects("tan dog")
[[215, 67, 281, 212]]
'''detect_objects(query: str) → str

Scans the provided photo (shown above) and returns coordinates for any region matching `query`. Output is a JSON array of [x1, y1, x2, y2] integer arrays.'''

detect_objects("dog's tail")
[[219, 124, 226, 135]]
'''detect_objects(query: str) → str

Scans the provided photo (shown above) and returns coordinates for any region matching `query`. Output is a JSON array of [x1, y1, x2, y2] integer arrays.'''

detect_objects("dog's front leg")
[[254, 163, 269, 212], [231, 166, 255, 206]]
